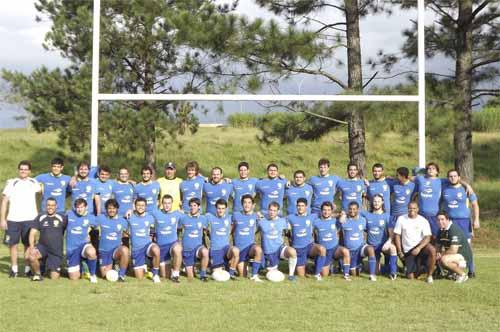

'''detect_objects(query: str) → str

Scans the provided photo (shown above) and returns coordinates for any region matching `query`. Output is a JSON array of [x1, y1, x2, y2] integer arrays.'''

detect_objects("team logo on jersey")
[[328, 180, 333, 187], [153, 189, 158, 194], [222, 189, 227, 196], [426, 181, 431, 186], [406, 189, 411, 195], [305, 190, 310, 197], [197, 222, 202, 229], [249, 219, 255, 226], [53, 219, 60, 227], [117, 224, 122, 230], [306, 219, 311, 226], [171, 217, 176, 224], [457, 192, 463, 199], [224, 219, 229, 226], [331, 224, 336, 230], [145, 221, 150, 227], [270, 222, 275, 229], [86, 185, 92, 192], [379, 220, 385, 226], [194, 183, 200, 189], [357, 185, 362, 192], [248, 184, 253, 190], [277, 183, 282, 189], [383, 185, 388, 191], [358, 224, 363, 230], [83, 219, 89, 226], [61, 180, 66, 186]]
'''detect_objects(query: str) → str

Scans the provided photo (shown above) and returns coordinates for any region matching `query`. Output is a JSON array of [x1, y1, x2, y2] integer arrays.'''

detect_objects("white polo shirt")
[[393, 214, 432, 253], [2, 177, 41, 222]]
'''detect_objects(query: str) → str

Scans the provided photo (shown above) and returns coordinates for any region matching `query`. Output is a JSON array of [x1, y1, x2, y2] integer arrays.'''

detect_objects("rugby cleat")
[[250, 275, 263, 283], [152, 275, 161, 283], [31, 274, 43, 282], [171, 276, 180, 283], [9, 270, 18, 278], [369, 275, 377, 282], [89, 275, 98, 283], [389, 273, 397, 281], [287, 275, 297, 282], [455, 274, 469, 283], [426, 276, 434, 284], [343, 274, 352, 281]]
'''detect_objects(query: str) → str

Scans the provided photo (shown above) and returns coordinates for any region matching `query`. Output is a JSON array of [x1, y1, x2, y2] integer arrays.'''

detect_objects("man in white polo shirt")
[[394, 201, 437, 283], [1, 160, 41, 278]]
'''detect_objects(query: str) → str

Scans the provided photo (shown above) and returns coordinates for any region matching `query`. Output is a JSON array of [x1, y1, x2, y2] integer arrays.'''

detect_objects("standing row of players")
[[1, 158, 479, 282]]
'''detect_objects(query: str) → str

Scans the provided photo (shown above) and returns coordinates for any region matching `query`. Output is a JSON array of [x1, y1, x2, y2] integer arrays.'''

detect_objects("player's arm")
[[28, 227, 39, 249], [411, 235, 431, 256], [94, 194, 101, 216], [443, 244, 459, 256], [471, 200, 480, 229]]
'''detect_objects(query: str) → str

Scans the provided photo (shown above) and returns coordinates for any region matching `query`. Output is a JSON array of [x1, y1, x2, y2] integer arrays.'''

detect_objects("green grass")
[[0, 128, 499, 331]]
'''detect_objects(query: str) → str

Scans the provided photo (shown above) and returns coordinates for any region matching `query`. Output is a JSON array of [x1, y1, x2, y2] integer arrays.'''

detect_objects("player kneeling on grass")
[[152, 195, 183, 283], [207, 199, 239, 280], [338, 202, 377, 281], [258, 202, 297, 281], [288, 198, 326, 281], [179, 198, 209, 281], [25, 198, 66, 281], [65, 198, 98, 283], [361, 195, 398, 280], [436, 212, 472, 283], [232, 194, 263, 282], [96, 199, 129, 282], [313, 201, 352, 280], [128, 197, 161, 283]]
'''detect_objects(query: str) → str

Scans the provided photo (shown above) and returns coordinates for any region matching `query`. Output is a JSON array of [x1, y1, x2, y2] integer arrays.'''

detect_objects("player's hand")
[[473, 219, 480, 229], [465, 184, 474, 196], [436, 252, 442, 261], [411, 247, 421, 256], [398, 252, 405, 260], [69, 176, 77, 188], [338, 211, 347, 224], [128, 179, 137, 185], [224, 178, 232, 184], [256, 211, 264, 220], [0, 220, 7, 230], [125, 209, 133, 219], [363, 179, 369, 187]]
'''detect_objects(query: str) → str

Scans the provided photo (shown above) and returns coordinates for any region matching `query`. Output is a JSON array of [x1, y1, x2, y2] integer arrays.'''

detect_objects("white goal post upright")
[[90, 0, 427, 168]]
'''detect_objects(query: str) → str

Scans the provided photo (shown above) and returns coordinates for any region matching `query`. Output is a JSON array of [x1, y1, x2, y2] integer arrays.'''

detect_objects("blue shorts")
[[36, 243, 62, 272], [131, 242, 154, 269], [422, 214, 439, 236], [182, 245, 203, 267], [6, 220, 36, 246], [295, 243, 314, 267], [210, 245, 231, 268], [238, 244, 255, 263], [349, 245, 368, 269], [453, 218, 472, 239], [324, 245, 339, 267], [99, 246, 120, 266], [264, 245, 287, 269], [159, 241, 178, 264], [67, 243, 92, 272], [370, 243, 384, 259]]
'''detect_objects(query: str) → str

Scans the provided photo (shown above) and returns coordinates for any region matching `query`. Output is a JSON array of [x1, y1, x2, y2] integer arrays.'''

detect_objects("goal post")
[[90, 0, 426, 168]]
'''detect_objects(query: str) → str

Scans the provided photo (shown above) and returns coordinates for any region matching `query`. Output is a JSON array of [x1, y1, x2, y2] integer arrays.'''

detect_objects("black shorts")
[[36, 243, 62, 272], [404, 246, 428, 274], [5, 220, 36, 246]]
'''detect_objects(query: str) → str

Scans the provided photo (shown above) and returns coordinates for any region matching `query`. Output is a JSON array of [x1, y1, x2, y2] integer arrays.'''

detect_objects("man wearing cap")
[[157, 162, 182, 212]]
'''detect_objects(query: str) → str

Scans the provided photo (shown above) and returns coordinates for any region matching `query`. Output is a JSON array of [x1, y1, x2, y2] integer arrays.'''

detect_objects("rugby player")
[[287, 198, 326, 280], [258, 202, 297, 281], [232, 194, 263, 281], [35, 158, 71, 213], [365, 163, 391, 214], [180, 161, 205, 213], [112, 167, 135, 217], [389, 167, 415, 230], [94, 166, 115, 215], [285, 170, 313, 216], [203, 167, 233, 215], [308, 158, 340, 215], [69, 161, 100, 216], [337, 163, 366, 212], [157, 162, 182, 212], [255, 164, 287, 215], [134, 166, 160, 213], [231, 162, 258, 213]]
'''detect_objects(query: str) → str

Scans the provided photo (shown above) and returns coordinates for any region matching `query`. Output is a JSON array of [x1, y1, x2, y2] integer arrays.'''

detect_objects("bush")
[[473, 107, 500, 132], [227, 113, 259, 128]]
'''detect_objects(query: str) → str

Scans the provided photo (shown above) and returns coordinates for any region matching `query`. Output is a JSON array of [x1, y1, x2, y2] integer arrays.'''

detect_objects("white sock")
[[288, 257, 297, 276], [11, 265, 18, 273], [172, 270, 179, 278], [25, 266, 31, 273]]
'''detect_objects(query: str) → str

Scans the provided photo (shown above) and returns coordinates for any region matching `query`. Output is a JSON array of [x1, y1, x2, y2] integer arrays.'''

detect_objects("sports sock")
[[152, 267, 159, 277], [252, 261, 261, 277], [315, 255, 326, 275], [469, 259, 475, 273], [171, 270, 180, 278], [368, 257, 376, 275], [119, 267, 127, 278], [200, 269, 207, 278], [11, 265, 18, 273], [87, 259, 97, 276], [229, 268, 236, 276], [343, 263, 350, 276], [25, 266, 31, 274], [389, 255, 397, 275], [288, 257, 297, 276]]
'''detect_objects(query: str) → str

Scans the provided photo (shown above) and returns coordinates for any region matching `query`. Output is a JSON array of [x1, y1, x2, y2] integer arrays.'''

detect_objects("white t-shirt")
[[2, 177, 41, 222], [393, 214, 432, 253]]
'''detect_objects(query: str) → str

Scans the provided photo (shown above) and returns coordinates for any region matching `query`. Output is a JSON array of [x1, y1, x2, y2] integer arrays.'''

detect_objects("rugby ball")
[[105, 269, 119, 282], [212, 269, 231, 282], [266, 269, 285, 282]]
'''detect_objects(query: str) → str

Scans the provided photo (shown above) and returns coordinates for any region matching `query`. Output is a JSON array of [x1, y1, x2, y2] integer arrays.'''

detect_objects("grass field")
[[0, 127, 499, 331]]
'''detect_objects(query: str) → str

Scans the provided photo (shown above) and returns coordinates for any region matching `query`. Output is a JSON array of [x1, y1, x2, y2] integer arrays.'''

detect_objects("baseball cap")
[[165, 162, 176, 169]]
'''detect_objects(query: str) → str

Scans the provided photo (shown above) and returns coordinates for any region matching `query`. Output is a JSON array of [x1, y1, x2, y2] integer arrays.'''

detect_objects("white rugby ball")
[[266, 269, 285, 282], [212, 269, 231, 282], [105, 269, 119, 282]]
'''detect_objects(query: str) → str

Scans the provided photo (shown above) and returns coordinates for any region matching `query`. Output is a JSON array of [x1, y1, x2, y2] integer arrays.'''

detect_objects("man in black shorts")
[[25, 198, 67, 280]]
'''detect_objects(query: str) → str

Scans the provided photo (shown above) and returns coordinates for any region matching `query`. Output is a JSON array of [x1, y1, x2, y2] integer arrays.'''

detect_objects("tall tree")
[[401, 0, 499, 182]]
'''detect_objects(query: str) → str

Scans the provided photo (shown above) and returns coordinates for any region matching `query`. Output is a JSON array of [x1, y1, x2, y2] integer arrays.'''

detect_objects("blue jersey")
[[255, 177, 287, 213], [207, 214, 232, 250], [308, 175, 341, 212], [285, 183, 313, 215], [203, 181, 233, 215], [127, 213, 155, 250], [179, 214, 208, 251], [390, 180, 416, 216], [152, 210, 182, 245], [232, 211, 258, 249], [35, 173, 71, 212], [94, 179, 115, 215], [112, 181, 135, 216], [339, 216, 367, 250], [65, 210, 96, 252], [96, 214, 127, 252], [415, 176, 446, 216], [287, 214, 314, 249], [337, 179, 366, 211], [180, 175, 205, 212], [313, 217, 340, 250], [231, 178, 258, 212], [70, 178, 98, 215], [134, 181, 160, 213], [366, 179, 391, 213], [361, 211, 389, 247], [442, 185, 477, 219], [258, 217, 287, 254]]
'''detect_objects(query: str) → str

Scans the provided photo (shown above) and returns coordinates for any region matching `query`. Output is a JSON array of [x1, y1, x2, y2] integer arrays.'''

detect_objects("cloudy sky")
[[1, 0, 445, 126]]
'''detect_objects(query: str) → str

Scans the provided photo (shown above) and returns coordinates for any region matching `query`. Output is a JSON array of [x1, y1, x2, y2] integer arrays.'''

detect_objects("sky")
[[0, 0, 443, 126]]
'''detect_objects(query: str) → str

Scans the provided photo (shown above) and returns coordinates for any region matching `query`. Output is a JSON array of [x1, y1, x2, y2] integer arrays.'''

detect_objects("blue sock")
[[389, 255, 397, 275], [200, 269, 206, 278], [343, 264, 350, 276], [260, 260, 266, 271], [87, 259, 97, 276], [119, 267, 127, 278], [469, 259, 475, 273], [152, 267, 159, 277], [315, 256, 326, 275], [229, 268, 236, 276], [252, 261, 261, 277], [368, 257, 376, 275]]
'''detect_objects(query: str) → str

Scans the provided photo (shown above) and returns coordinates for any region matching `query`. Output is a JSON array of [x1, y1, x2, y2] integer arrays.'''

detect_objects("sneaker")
[[8, 270, 18, 278], [288, 275, 297, 282], [90, 275, 98, 283], [31, 274, 43, 281], [389, 273, 397, 281], [314, 274, 323, 281], [455, 274, 469, 284], [468, 271, 476, 278], [230, 274, 238, 281], [343, 274, 352, 281], [426, 276, 434, 284], [152, 275, 161, 283], [200, 276, 209, 282], [171, 276, 180, 283], [250, 275, 263, 283], [118, 276, 126, 283], [369, 275, 377, 282], [25, 270, 34, 278]]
